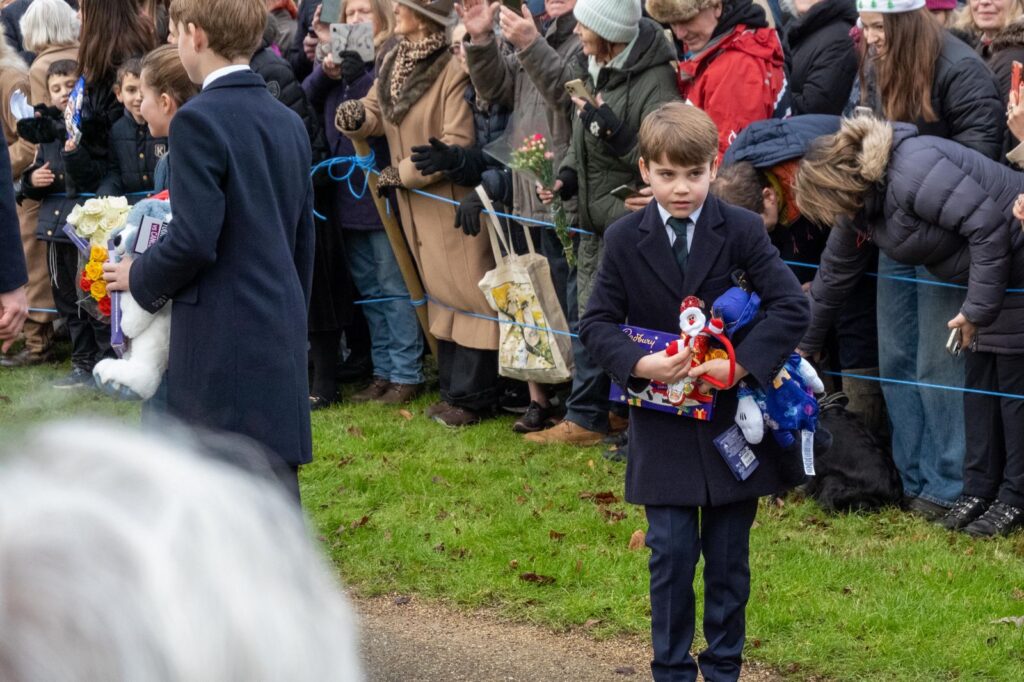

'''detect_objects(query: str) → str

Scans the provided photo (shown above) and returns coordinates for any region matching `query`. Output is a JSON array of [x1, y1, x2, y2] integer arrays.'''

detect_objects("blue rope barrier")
[[310, 152, 375, 221], [783, 260, 1024, 294]]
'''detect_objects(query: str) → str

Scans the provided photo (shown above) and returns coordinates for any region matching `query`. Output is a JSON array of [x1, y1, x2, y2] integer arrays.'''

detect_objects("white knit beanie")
[[855, 0, 925, 11], [574, 0, 642, 44]]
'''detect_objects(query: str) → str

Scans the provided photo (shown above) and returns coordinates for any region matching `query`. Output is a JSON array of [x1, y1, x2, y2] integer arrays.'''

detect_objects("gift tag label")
[[714, 424, 759, 481], [801, 430, 815, 476], [134, 216, 168, 255]]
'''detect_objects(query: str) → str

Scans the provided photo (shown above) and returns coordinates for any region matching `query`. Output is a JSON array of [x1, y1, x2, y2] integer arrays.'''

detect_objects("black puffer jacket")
[[250, 40, 322, 156], [803, 123, 1024, 355], [978, 18, 1024, 162], [862, 31, 1003, 160], [20, 141, 85, 243], [97, 109, 167, 201], [783, 0, 857, 115]]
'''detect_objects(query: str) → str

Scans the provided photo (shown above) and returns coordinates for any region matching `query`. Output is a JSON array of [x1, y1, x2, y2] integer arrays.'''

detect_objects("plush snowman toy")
[[93, 199, 172, 401]]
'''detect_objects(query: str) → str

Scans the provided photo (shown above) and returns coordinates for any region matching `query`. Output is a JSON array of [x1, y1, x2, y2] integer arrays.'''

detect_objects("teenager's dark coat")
[[0, 136, 27, 293], [783, 0, 858, 116], [97, 110, 167, 200], [862, 31, 1003, 160], [129, 71, 315, 466], [580, 196, 810, 506]]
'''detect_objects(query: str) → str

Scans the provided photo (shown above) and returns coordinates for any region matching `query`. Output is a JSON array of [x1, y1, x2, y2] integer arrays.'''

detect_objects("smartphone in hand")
[[564, 79, 597, 106]]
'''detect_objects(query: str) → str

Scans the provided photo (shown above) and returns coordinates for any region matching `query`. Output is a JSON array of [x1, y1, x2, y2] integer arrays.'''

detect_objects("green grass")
[[3, 362, 1024, 680]]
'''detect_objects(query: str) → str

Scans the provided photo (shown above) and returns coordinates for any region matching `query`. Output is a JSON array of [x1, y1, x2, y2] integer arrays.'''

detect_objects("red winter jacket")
[[677, 25, 786, 161]]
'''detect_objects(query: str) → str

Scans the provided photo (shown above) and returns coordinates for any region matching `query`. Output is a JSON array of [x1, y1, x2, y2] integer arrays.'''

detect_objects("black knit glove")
[[455, 190, 485, 236], [410, 137, 465, 176], [581, 103, 636, 156], [335, 99, 366, 132], [555, 167, 578, 200], [338, 50, 368, 85], [376, 165, 403, 198], [17, 105, 65, 144]]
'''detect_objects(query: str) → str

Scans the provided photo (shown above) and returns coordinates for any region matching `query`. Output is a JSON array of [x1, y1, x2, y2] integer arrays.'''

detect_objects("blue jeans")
[[564, 233, 610, 433], [344, 230, 423, 385], [876, 254, 965, 506]]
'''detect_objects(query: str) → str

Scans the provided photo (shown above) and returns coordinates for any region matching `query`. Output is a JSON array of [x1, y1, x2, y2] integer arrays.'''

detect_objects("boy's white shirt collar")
[[202, 64, 251, 90], [657, 201, 702, 252]]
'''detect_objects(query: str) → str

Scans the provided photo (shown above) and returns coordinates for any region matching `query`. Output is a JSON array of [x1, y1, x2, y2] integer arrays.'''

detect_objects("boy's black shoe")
[[52, 367, 95, 389], [906, 496, 949, 522], [602, 430, 629, 463], [512, 401, 556, 433], [938, 495, 992, 530], [309, 395, 335, 411], [963, 501, 1024, 538], [498, 383, 531, 414]]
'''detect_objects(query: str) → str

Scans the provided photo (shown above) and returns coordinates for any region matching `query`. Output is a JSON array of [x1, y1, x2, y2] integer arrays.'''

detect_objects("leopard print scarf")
[[387, 32, 448, 107]]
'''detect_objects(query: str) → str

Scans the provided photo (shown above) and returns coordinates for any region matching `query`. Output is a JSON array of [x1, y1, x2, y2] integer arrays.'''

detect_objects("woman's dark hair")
[[860, 9, 942, 123], [78, 0, 158, 85]]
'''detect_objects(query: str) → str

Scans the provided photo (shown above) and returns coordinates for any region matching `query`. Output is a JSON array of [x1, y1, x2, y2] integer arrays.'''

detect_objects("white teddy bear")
[[93, 199, 172, 401]]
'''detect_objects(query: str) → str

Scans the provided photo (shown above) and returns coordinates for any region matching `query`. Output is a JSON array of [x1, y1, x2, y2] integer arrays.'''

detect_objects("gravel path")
[[355, 595, 783, 682]]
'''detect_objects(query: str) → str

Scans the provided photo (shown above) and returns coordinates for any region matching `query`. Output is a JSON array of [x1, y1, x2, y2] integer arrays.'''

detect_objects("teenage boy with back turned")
[[580, 102, 809, 682], [105, 0, 315, 499]]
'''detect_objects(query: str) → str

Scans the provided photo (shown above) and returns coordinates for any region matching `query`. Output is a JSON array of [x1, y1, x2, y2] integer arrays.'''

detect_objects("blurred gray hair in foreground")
[[0, 421, 362, 682]]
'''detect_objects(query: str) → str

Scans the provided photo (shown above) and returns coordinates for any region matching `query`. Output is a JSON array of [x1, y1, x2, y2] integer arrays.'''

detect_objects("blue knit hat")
[[574, 0, 642, 44]]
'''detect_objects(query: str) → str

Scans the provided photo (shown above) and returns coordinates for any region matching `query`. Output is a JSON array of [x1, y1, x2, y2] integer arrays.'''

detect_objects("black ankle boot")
[[938, 495, 991, 530], [963, 501, 1024, 538]]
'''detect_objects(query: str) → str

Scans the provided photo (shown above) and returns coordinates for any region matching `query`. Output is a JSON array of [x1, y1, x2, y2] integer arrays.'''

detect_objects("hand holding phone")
[[564, 79, 597, 107]]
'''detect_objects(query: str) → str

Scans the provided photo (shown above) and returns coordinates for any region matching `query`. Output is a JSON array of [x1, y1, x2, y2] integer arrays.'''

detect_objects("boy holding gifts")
[[20, 59, 113, 387], [579, 103, 809, 682], [105, 0, 315, 498]]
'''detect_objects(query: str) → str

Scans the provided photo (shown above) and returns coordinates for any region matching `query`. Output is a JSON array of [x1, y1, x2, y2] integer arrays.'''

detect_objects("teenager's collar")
[[202, 64, 252, 90]]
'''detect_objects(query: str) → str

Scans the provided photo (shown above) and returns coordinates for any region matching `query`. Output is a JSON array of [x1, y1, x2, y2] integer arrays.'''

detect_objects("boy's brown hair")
[[141, 44, 199, 106], [116, 57, 144, 87], [169, 0, 265, 60], [638, 102, 719, 168], [711, 162, 768, 214]]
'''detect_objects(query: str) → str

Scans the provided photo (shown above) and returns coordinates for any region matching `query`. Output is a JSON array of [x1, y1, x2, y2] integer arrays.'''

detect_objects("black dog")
[[804, 393, 903, 512]]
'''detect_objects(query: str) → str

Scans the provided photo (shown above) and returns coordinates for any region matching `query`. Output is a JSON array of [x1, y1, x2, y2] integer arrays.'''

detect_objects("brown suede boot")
[[378, 383, 422, 404], [351, 377, 391, 402], [523, 420, 604, 446]]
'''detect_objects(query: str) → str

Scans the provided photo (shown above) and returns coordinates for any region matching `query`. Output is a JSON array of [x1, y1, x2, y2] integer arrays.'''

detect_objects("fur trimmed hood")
[[991, 17, 1024, 52], [376, 41, 452, 125], [844, 116, 895, 183], [646, 0, 719, 23]]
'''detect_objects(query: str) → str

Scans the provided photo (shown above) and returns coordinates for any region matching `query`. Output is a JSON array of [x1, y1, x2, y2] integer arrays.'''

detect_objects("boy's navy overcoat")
[[130, 71, 315, 466], [580, 196, 810, 506]]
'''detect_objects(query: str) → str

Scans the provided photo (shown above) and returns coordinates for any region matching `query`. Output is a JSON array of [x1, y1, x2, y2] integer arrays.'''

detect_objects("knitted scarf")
[[388, 32, 448, 108]]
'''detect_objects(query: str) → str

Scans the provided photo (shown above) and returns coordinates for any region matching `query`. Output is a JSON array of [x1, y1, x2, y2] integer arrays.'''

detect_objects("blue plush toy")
[[712, 286, 823, 447]]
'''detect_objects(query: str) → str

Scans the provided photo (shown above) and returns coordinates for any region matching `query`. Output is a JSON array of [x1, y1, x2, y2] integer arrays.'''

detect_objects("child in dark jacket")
[[20, 59, 112, 388], [580, 103, 809, 682], [97, 58, 168, 201]]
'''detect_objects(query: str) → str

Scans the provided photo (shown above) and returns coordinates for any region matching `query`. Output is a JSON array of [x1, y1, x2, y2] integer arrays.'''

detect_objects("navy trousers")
[[645, 499, 759, 682]]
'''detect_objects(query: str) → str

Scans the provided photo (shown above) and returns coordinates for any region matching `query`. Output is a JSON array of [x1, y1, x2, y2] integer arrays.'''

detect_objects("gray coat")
[[464, 13, 580, 225], [802, 124, 1024, 355]]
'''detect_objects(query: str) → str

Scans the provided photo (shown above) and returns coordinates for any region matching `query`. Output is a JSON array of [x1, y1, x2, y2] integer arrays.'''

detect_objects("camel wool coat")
[[347, 45, 498, 351], [0, 66, 54, 330]]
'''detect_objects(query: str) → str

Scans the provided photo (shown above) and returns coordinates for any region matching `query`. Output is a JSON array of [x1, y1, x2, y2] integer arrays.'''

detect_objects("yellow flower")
[[90, 246, 108, 262], [84, 261, 103, 280], [90, 279, 107, 301]]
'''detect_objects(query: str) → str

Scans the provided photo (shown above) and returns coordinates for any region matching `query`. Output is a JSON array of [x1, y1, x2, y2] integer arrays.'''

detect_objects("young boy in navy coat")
[[105, 0, 315, 498], [580, 103, 809, 682]]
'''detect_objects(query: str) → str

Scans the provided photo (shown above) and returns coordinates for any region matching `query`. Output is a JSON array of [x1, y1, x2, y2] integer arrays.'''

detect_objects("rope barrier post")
[[351, 139, 437, 357]]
